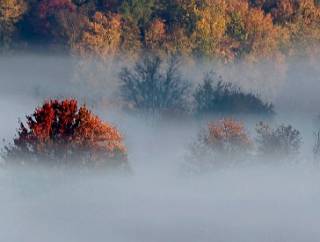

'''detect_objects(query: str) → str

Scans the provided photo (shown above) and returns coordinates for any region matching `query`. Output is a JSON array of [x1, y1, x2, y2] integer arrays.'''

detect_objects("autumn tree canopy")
[[0, 0, 27, 48], [187, 118, 252, 172], [3, 99, 128, 169], [2, 0, 320, 61]]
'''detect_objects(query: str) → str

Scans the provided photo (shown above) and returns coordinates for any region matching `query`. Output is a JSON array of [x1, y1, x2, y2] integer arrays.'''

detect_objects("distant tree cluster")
[[3, 98, 320, 173], [2, 99, 128, 169], [194, 72, 274, 116], [187, 119, 252, 172], [2, 0, 320, 61], [119, 54, 274, 116], [187, 118, 303, 173], [255, 121, 301, 160]]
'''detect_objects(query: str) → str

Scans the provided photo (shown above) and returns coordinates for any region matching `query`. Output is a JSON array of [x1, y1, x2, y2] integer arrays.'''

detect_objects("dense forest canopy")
[[1, 0, 320, 62]]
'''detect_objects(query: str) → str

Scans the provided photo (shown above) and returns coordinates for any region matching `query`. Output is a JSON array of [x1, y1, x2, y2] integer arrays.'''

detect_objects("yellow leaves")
[[145, 19, 194, 57], [65, 0, 320, 62], [192, 0, 283, 61], [244, 11, 280, 61], [166, 26, 194, 56], [145, 18, 166, 52], [281, 0, 320, 58], [0, 0, 27, 23], [193, 0, 228, 58], [75, 12, 122, 61], [0, 0, 27, 46], [224, 0, 284, 62]]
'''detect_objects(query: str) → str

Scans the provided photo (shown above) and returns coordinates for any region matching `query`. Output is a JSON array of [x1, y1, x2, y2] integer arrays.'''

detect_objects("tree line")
[[1, 0, 320, 62], [2, 99, 320, 174], [119, 54, 274, 116]]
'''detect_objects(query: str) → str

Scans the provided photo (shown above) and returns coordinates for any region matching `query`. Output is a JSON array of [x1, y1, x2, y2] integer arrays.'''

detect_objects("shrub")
[[313, 130, 320, 161], [119, 54, 190, 115], [187, 118, 252, 172], [2, 99, 128, 169], [194, 72, 274, 116], [255, 121, 301, 160]]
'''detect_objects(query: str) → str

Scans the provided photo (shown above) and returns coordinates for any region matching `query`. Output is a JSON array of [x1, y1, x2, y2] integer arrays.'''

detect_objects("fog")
[[1, 54, 320, 242]]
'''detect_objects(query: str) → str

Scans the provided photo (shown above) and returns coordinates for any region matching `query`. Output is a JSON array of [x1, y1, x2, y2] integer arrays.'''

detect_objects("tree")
[[75, 11, 122, 61], [119, 54, 190, 115], [3, 99, 128, 169], [193, 72, 274, 115], [225, 0, 283, 61], [313, 130, 320, 162], [157, 0, 198, 35], [144, 18, 167, 54], [285, 0, 320, 57], [119, 17, 142, 57], [55, 9, 88, 48], [255, 122, 301, 160], [119, 0, 156, 35], [187, 118, 252, 172], [165, 25, 194, 56], [36, 0, 77, 43], [192, 0, 228, 58], [0, 0, 27, 48]]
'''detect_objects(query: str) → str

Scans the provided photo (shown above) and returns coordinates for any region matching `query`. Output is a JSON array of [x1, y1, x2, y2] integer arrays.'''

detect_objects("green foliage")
[[194, 72, 274, 116], [119, 0, 156, 30], [119, 54, 190, 114], [227, 12, 247, 42]]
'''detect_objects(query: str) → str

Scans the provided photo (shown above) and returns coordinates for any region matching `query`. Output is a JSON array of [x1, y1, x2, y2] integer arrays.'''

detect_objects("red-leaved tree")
[[3, 99, 128, 169]]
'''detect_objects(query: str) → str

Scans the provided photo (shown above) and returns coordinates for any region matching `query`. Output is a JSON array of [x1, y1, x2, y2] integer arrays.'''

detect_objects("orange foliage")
[[119, 18, 141, 57], [5, 0, 317, 62], [270, 0, 297, 24], [166, 26, 194, 56], [206, 118, 251, 152], [285, 0, 320, 57], [145, 18, 167, 52], [75, 12, 122, 61], [225, 0, 284, 61], [0, 0, 27, 46], [145, 19, 194, 56], [4, 99, 127, 167], [187, 118, 252, 172]]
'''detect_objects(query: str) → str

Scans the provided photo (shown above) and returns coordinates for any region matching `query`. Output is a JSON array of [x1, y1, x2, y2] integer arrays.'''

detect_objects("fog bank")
[[1, 54, 320, 242]]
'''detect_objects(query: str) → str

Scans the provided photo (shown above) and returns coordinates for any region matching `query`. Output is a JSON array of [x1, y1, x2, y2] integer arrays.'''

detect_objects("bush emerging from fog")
[[2, 99, 128, 169], [187, 118, 252, 172], [255, 122, 301, 160], [313, 131, 320, 162], [119, 54, 190, 115], [194, 72, 274, 116]]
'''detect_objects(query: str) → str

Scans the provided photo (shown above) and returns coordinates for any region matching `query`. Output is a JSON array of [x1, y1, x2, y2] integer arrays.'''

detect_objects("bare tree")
[[255, 122, 301, 160]]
